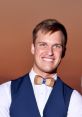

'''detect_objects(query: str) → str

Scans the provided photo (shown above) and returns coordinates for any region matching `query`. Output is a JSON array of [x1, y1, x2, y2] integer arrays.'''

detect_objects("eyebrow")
[[36, 41, 47, 44], [36, 42, 63, 46]]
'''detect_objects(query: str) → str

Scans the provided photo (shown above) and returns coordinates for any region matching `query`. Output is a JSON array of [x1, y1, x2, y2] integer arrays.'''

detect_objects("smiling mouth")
[[42, 57, 54, 62]]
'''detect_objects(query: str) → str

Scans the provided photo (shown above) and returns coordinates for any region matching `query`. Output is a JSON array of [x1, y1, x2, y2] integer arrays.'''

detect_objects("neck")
[[32, 67, 57, 78]]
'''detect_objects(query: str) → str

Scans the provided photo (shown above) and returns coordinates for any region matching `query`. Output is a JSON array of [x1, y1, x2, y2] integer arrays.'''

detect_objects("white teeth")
[[43, 58, 53, 62]]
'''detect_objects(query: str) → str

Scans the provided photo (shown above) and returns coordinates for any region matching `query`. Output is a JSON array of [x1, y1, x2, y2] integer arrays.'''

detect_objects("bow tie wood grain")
[[34, 75, 55, 87]]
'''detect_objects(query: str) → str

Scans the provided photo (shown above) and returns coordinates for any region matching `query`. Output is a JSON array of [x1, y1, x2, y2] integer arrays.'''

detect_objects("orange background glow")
[[0, 0, 82, 93]]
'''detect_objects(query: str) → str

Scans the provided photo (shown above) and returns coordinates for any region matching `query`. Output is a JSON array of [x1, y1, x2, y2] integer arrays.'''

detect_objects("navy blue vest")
[[10, 73, 73, 117]]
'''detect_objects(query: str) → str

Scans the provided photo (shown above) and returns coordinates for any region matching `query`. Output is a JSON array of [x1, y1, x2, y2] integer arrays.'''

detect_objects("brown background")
[[0, 0, 82, 93]]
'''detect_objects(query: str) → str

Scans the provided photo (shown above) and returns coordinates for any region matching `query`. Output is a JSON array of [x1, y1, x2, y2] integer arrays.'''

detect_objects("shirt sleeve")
[[0, 81, 11, 117], [67, 90, 82, 117]]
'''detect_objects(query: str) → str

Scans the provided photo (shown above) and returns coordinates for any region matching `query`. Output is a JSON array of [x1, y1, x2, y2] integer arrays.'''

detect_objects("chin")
[[42, 68, 57, 74]]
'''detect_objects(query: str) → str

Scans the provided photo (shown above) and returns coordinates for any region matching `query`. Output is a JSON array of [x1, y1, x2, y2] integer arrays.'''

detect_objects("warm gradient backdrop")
[[0, 0, 82, 93]]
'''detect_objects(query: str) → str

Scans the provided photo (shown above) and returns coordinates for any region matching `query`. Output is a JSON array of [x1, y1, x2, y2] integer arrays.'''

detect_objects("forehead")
[[36, 30, 64, 44]]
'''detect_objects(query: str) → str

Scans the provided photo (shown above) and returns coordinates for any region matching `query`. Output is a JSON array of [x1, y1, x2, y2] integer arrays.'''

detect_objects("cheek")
[[35, 48, 45, 57], [34, 49, 42, 60], [55, 51, 62, 59]]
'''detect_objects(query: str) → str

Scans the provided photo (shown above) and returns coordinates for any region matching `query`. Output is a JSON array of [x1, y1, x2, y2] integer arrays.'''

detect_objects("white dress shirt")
[[0, 70, 82, 117]]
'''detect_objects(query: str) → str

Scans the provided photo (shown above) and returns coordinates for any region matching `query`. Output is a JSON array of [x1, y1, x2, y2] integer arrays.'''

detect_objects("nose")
[[48, 46, 54, 56]]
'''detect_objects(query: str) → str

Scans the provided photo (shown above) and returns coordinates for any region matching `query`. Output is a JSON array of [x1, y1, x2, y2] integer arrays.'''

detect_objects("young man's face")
[[31, 30, 64, 75]]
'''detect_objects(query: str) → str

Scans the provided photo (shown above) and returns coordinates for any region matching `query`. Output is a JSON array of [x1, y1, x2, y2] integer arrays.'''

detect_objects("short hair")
[[32, 19, 67, 46]]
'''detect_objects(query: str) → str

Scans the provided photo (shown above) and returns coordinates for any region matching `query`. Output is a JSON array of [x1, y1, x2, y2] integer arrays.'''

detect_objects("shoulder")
[[72, 90, 82, 98], [11, 73, 29, 88], [0, 81, 11, 107], [57, 77, 73, 93], [67, 90, 82, 116], [0, 81, 11, 93], [70, 90, 82, 105], [11, 73, 29, 83]]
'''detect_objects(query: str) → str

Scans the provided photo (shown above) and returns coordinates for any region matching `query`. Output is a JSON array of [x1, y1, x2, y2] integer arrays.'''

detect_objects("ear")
[[31, 43, 35, 55]]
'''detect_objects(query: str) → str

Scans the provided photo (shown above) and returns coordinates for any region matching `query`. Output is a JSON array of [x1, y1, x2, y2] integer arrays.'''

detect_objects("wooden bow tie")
[[34, 75, 55, 87]]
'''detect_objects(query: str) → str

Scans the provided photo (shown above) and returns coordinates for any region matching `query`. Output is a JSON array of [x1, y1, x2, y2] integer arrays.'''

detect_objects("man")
[[0, 19, 82, 117]]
